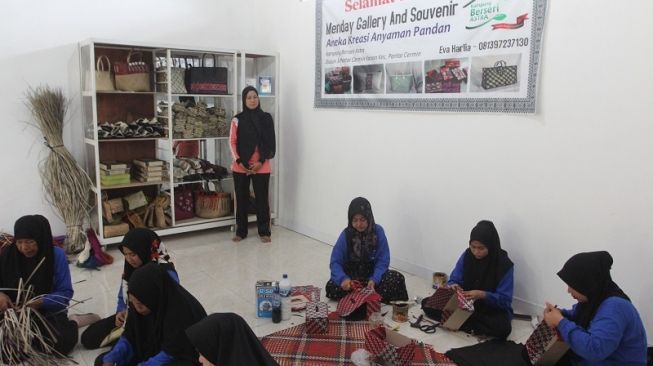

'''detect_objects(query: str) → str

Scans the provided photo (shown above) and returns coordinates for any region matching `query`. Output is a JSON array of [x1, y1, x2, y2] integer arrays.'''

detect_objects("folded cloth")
[[445, 339, 529, 366]]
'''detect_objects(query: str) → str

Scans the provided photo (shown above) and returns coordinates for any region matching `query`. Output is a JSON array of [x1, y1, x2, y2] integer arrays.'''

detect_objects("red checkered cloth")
[[525, 321, 563, 365], [261, 313, 456, 366], [291, 285, 321, 311], [336, 286, 382, 320]]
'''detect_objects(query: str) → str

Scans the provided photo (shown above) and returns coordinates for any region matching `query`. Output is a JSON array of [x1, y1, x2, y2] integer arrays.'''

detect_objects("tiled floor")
[[68, 226, 534, 365]]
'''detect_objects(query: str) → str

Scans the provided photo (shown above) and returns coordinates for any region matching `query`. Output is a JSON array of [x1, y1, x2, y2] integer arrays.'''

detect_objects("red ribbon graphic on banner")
[[492, 13, 529, 30]]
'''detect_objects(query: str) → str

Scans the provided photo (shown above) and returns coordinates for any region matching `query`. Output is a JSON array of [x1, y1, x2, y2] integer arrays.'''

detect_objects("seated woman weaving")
[[543, 251, 647, 366], [325, 197, 408, 303], [444, 220, 514, 339]]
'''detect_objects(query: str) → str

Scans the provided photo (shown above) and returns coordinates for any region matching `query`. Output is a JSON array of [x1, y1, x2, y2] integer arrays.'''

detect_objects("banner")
[[315, 0, 547, 113]]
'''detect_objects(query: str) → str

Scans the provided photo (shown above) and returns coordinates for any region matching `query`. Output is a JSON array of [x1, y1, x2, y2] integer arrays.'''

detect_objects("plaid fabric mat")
[[261, 314, 456, 365]]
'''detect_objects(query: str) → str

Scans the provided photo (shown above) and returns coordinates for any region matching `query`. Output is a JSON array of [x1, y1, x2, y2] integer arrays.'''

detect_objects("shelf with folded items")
[[97, 137, 170, 143], [97, 91, 156, 95], [100, 180, 170, 190]]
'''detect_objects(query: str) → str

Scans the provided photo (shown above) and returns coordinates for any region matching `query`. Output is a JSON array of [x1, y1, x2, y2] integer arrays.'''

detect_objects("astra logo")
[[464, 0, 528, 30]]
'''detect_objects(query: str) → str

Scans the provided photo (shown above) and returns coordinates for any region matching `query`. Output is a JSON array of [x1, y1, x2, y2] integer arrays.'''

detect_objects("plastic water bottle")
[[271, 282, 281, 323], [279, 274, 292, 321]]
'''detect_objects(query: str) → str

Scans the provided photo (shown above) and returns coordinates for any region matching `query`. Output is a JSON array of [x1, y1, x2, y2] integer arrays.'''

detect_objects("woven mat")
[[261, 314, 455, 365]]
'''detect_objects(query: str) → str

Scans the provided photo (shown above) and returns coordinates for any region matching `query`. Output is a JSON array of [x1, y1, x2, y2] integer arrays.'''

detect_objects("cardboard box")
[[364, 326, 416, 366], [255, 280, 277, 318], [427, 287, 474, 330], [525, 321, 569, 365]]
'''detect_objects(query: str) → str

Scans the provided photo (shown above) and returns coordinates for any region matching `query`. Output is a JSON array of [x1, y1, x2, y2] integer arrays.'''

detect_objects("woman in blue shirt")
[[97, 262, 206, 366], [0, 215, 78, 355], [544, 251, 647, 366], [325, 197, 408, 303], [82, 228, 177, 350], [441, 220, 514, 339]]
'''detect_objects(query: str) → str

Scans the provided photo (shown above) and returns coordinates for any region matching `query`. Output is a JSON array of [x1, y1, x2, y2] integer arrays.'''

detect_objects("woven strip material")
[[336, 286, 382, 320], [364, 326, 416, 366], [260, 315, 456, 366], [525, 321, 561, 365]]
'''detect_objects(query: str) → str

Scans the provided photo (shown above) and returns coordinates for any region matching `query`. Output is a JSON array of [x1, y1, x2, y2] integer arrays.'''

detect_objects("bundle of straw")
[[0, 259, 73, 364], [25, 86, 94, 254]]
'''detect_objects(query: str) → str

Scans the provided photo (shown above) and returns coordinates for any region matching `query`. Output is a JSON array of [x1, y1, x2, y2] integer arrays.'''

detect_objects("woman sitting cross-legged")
[[443, 220, 514, 339], [185, 313, 278, 366], [0, 215, 86, 356], [325, 197, 408, 303], [543, 251, 647, 366], [82, 228, 177, 350], [96, 262, 207, 366]]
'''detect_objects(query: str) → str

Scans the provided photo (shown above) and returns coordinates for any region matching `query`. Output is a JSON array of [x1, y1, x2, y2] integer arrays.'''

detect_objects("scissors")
[[410, 314, 438, 334]]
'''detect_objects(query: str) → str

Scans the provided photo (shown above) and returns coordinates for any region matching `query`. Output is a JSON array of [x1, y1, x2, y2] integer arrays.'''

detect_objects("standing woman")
[[81, 228, 177, 349], [443, 220, 514, 339], [543, 251, 647, 365], [97, 262, 207, 366], [325, 197, 408, 303], [229, 86, 276, 243], [0, 215, 78, 355]]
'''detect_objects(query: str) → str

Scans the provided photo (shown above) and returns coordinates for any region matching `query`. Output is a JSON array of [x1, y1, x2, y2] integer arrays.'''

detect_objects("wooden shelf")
[[101, 180, 169, 190], [98, 137, 169, 143]]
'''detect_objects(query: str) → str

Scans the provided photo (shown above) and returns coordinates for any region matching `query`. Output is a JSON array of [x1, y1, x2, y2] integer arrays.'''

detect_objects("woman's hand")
[[115, 310, 127, 327], [249, 161, 262, 172], [367, 280, 375, 289], [341, 279, 352, 291], [0, 292, 14, 311], [238, 162, 254, 175], [543, 302, 563, 328], [463, 290, 485, 300], [449, 283, 462, 291], [102, 363, 115, 366]]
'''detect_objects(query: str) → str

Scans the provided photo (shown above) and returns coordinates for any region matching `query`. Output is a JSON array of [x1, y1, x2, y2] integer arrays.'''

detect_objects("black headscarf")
[[462, 220, 513, 292], [557, 251, 629, 329], [0, 215, 55, 302], [124, 262, 207, 363], [345, 197, 378, 262], [234, 86, 276, 166], [186, 313, 279, 366], [119, 228, 173, 282]]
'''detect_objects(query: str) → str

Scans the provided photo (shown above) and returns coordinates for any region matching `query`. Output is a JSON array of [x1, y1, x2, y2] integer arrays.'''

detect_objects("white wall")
[[268, 0, 653, 335], [1, 0, 651, 337]]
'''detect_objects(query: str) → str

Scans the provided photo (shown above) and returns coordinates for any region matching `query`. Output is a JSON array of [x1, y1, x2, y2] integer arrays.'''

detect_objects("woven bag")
[[114, 51, 151, 92], [194, 191, 231, 218], [96, 55, 115, 91]]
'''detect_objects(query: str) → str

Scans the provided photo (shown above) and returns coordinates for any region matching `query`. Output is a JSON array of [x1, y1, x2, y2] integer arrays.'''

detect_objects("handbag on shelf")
[[481, 60, 518, 90], [102, 195, 124, 223], [174, 186, 195, 221], [156, 58, 187, 94], [123, 190, 148, 211], [194, 181, 231, 219], [185, 54, 228, 95], [96, 55, 115, 91], [114, 50, 151, 92], [104, 222, 129, 238]]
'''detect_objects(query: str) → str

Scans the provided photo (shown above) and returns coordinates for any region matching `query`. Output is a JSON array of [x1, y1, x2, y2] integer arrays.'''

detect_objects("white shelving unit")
[[80, 40, 279, 244]]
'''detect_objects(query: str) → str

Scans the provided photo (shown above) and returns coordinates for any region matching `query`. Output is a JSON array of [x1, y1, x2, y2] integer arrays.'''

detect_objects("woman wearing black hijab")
[[186, 313, 278, 366], [325, 197, 408, 303], [0, 215, 78, 355], [82, 228, 176, 349], [543, 251, 647, 365], [443, 220, 514, 338], [229, 86, 276, 243], [96, 262, 206, 366]]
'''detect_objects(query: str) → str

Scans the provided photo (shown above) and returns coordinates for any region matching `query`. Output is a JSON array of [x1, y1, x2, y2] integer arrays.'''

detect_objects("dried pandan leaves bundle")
[[25, 86, 94, 253]]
